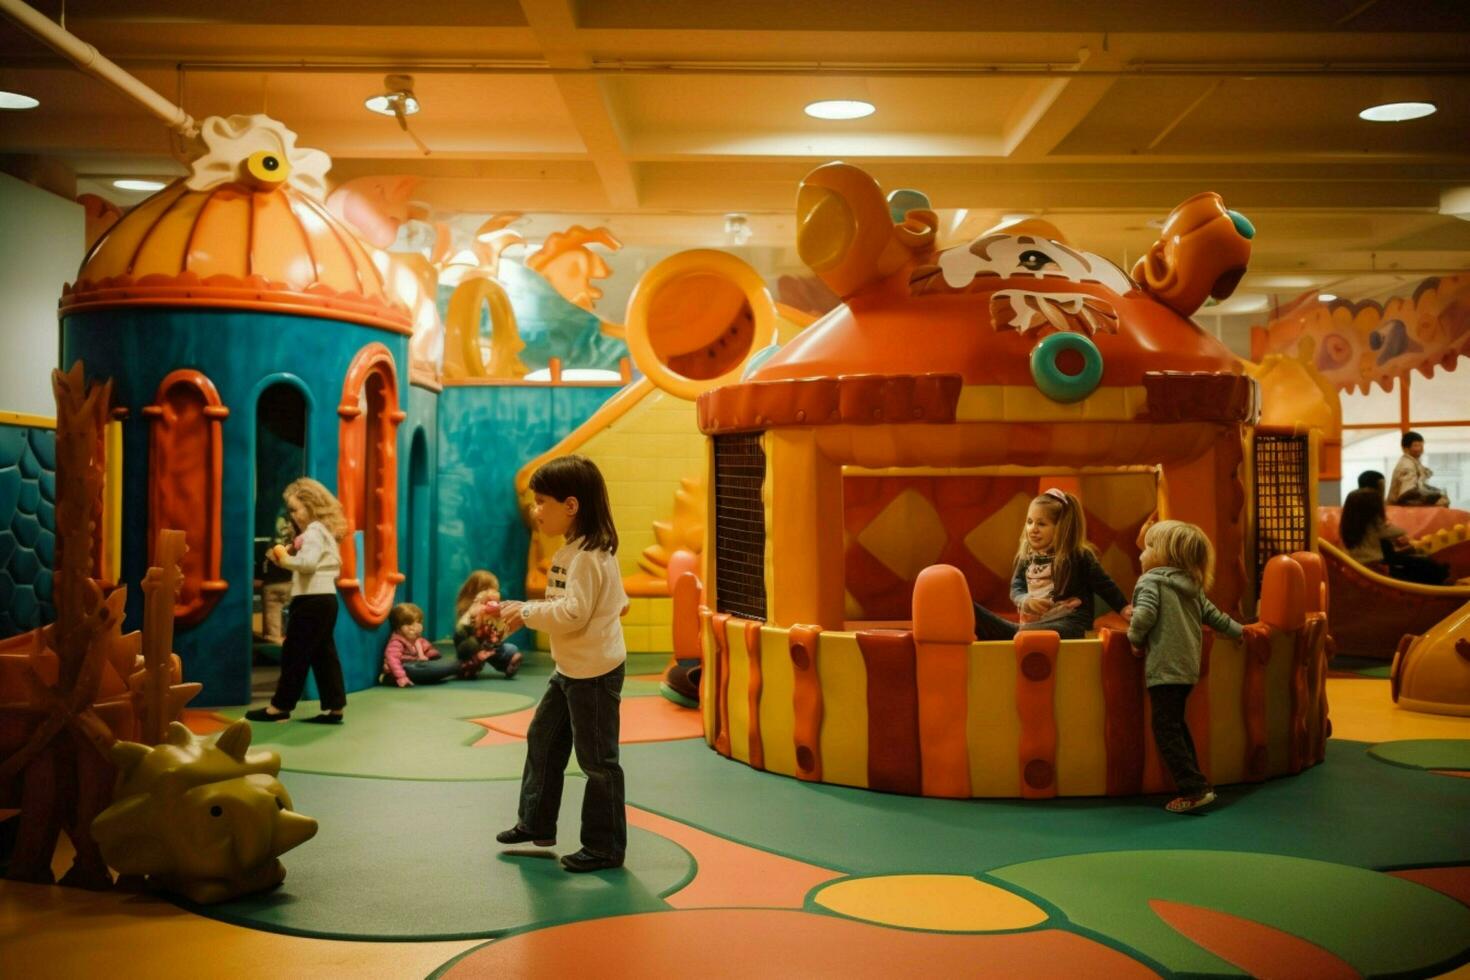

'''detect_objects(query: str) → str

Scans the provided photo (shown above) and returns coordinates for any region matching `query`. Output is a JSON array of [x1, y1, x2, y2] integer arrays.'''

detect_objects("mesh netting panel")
[[713, 433, 767, 620], [1254, 431, 1311, 586]]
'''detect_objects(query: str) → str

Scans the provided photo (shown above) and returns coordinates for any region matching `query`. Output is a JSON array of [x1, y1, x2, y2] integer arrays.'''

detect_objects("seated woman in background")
[[1340, 488, 1449, 585]]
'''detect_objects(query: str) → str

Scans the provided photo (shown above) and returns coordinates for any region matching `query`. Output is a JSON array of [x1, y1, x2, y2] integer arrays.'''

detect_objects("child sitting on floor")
[[453, 570, 523, 679], [381, 603, 459, 687]]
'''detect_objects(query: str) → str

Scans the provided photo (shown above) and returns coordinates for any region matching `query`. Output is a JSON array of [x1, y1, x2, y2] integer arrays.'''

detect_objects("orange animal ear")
[[1132, 192, 1254, 317], [797, 163, 929, 299]]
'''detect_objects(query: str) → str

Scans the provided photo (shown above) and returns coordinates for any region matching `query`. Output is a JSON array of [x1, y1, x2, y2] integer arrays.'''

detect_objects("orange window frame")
[[338, 343, 406, 626], [141, 370, 229, 622]]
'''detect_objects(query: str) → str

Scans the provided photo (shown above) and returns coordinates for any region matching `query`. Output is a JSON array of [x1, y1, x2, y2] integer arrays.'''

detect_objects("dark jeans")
[[973, 602, 1090, 641], [1150, 683, 1208, 797], [517, 663, 626, 859], [1381, 541, 1449, 585], [272, 594, 346, 712], [382, 658, 461, 686]]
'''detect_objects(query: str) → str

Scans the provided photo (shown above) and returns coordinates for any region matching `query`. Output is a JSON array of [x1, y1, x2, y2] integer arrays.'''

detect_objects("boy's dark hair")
[[1356, 470, 1384, 489], [1339, 488, 1386, 550], [1402, 430, 1424, 449], [389, 603, 425, 630], [530, 455, 618, 553]]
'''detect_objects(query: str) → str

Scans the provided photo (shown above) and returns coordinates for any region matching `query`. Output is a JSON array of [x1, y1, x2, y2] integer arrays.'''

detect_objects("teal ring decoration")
[[1030, 333, 1103, 403]]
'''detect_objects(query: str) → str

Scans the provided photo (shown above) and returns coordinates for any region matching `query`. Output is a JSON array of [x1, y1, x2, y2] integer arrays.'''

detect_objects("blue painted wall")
[[62, 309, 411, 706], [404, 383, 440, 634], [0, 422, 56, 637], [434, 383, 616, 647]]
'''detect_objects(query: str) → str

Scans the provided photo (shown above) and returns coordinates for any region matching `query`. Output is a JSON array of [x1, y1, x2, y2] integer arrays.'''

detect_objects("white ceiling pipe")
[[0, 0, 198, 138]]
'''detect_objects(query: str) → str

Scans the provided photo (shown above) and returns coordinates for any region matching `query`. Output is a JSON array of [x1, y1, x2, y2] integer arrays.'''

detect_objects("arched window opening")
[[142, 370, 228, 622]]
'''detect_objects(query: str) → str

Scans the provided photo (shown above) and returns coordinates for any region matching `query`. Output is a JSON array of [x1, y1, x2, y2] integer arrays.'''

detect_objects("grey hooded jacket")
[[1127, 566, 1244, 687]]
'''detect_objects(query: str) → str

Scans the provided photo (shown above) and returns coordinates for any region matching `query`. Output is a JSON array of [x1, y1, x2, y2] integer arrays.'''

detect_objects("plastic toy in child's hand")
[[269, 544, 290, 565], [468, 599, 507, 647]]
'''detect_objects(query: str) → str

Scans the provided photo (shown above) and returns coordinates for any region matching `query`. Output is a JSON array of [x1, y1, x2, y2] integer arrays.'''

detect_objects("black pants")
[[1381, 541, 1449, 585], [973, 602, 1090, 641], [381, 658, 461, 686], [272, 594, 346, 712], [1150, 683, 1208, 797], [517, 663, 625, 859]]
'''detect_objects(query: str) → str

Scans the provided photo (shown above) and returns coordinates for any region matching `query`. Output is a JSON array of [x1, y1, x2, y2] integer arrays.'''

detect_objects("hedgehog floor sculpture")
[[91, 720, 317, 904]]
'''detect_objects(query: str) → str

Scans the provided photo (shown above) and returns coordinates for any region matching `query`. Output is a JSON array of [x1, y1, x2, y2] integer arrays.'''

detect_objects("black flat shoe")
[[560, 849, 623, 873], [244, 708, 289, 722], [496, 826, 555, 847], [302, 713, 343, 725]]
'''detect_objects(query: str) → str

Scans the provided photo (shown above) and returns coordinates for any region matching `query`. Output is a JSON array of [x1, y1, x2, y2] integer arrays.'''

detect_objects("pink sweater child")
[[380, 634, 461, 687]]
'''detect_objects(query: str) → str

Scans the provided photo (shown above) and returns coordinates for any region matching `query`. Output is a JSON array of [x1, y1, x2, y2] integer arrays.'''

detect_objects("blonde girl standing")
[[1127, 520, 1246, 813], [247, 478, 349, 725]]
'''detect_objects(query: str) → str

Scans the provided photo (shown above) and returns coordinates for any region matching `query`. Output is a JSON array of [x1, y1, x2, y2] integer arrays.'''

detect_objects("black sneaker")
[[301, 713, 343, 725], [560, 848, 624, 873], [496, 826, 555, 847]]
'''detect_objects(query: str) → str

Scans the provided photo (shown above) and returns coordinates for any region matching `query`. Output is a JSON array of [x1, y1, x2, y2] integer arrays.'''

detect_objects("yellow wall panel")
[[967, 643, 1021, 796], [1054, 640, 1107, 796], [758, 627, 797, 777], [817, 634, 869, 789]]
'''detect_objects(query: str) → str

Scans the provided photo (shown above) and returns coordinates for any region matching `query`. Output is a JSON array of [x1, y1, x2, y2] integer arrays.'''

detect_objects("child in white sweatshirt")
[[497, 455, 628, 873]]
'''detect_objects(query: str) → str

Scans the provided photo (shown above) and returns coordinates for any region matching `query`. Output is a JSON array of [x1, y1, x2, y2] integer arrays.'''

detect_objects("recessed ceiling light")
[[365, 93, 420, 116], [1318, 292, 1338, 302], [0, 90, 39, 110], [804, 99, 875, 120], [1358, 101, 1436, 122], [112, 178, 167, 192]]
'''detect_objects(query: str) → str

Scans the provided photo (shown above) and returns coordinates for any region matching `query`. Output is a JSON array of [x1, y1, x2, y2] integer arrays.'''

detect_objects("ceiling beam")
[[517, 0, 639, 209]]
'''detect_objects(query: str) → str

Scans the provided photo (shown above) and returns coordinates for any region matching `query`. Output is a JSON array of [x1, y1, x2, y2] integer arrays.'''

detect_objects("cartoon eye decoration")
[[1017, 250, 1058, 272], [1030, 332, 1104, 403], [210, 805, 224, 817], [244, 149, 291, 189]]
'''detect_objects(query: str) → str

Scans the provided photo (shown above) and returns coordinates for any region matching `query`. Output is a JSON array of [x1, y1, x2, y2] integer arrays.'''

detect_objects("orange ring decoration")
[[336, 343, 405, 626]]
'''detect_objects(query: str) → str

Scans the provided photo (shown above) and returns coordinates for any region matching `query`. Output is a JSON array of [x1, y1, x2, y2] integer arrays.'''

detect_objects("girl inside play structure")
[[972, 489, 1134, 641], [247, 478, 349, 725], [380, 603, 459, 687], [1340, 488, 1450, 585], [1128, 520, 1246, 814], [453, 570, 523, 679], [496, 455, 629, 873]]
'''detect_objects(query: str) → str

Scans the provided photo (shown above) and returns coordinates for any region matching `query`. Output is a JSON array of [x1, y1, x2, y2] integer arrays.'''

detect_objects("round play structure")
[[58, 115, 413, 703], [683, 162, 1330, 798]]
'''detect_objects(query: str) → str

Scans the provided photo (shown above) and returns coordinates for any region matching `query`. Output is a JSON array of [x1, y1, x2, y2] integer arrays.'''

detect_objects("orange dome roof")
[[62, 179, 411, 332]]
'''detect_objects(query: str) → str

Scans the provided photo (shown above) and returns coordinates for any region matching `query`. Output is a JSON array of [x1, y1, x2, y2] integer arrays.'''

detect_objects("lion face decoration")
[[753, 164, 1253, 402]]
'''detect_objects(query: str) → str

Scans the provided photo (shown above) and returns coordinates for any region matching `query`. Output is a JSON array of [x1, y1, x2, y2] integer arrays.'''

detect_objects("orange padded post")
[[670, 572, 703, 664], [743, 619, 765, 771], [1098, 628, 1146, 795], [789, 625, 824, 782], [1014, 631, 1060, 799], [1240, 622, 1273, 780], [1290, 550, 1327, 616], [710, 612, 732, 756], [911, 565, 974, 798], [857, 630, 921, 795], [1258, 555, 1306, 632]]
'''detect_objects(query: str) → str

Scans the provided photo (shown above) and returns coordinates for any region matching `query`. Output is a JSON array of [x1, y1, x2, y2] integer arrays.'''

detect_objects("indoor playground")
[[2, 4, 1469, 978]]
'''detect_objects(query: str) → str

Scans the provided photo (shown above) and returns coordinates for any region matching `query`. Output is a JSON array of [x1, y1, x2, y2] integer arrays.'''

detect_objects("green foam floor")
[[222, 685, 538, 780], [618, 739, 1470, 877], [991, 850, 1470, 977], [1369, 738, 1470, 771], [188, 773, 694, 940]]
